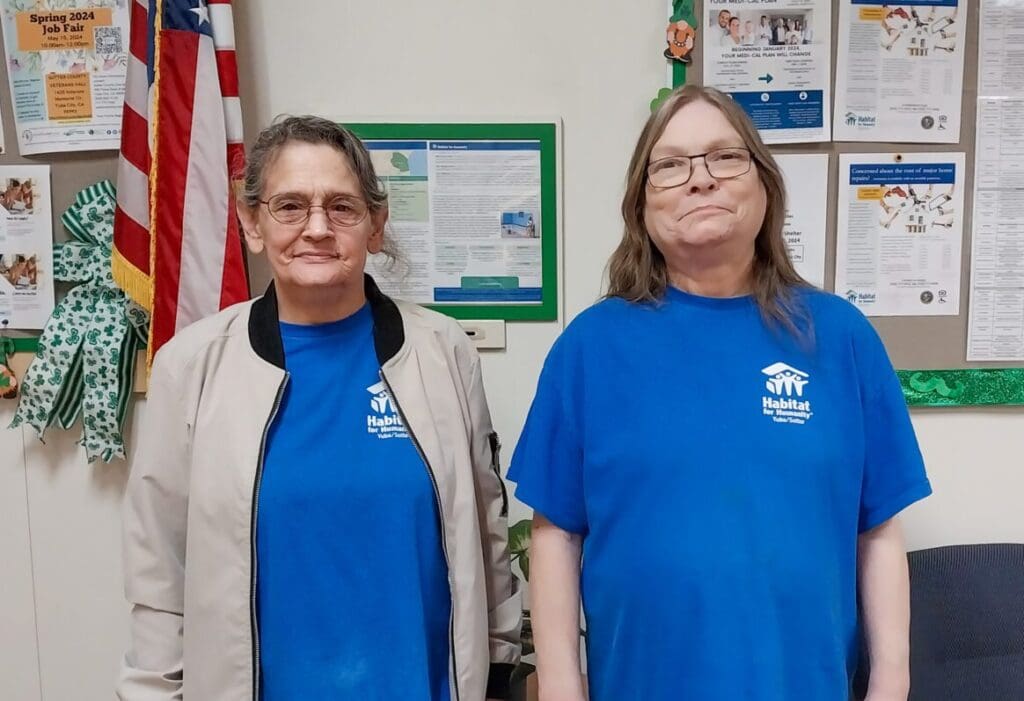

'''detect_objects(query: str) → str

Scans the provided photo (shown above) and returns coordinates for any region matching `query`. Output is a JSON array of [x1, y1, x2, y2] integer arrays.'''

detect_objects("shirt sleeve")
[[507, 332, 588, 535], [854, 320, 932, 533]]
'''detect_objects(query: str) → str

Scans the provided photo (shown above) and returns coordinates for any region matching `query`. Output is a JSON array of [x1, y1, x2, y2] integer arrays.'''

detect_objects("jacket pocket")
[[488, 431, 508, 518]]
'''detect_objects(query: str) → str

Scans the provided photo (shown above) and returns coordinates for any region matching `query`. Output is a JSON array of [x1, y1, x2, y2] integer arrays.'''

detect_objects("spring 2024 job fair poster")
[[1, 0, 129, 155]]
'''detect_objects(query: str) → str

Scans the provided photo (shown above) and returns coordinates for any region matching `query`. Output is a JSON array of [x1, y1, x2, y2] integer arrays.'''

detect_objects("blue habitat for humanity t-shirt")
[[256, 304, 451, 701], [509, 286, 931, 701]]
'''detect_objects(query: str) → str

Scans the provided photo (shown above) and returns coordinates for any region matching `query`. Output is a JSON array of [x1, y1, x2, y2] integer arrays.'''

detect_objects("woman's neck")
[[667, 252, 755, 298], [276, 281, 367, 324]]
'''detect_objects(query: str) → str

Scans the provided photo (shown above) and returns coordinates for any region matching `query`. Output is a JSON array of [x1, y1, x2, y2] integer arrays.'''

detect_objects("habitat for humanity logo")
[[845, 111, 876, 127], [761, 362, 813, 425], [845, 289, 877, 305], [366, 381, 408, 439]]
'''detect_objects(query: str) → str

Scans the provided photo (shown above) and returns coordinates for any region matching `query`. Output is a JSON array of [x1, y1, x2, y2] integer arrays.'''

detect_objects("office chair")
[[853, 543, 1024, 701]]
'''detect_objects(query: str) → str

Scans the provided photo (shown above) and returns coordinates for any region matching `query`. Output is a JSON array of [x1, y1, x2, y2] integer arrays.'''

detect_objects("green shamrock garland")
[[10, 181, 148, 462]]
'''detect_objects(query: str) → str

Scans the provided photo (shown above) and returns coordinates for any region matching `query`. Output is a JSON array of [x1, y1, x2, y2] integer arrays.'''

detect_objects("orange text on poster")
[[859, 8, 886, 22], [45, 72, 92, 120], [16, 8, 113, 52], [856, 187, 885, 201]]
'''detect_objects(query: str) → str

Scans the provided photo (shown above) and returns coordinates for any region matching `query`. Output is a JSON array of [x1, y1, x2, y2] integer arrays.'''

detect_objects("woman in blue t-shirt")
[[509, 85, 931, 701], [119, 116, 520, 701]]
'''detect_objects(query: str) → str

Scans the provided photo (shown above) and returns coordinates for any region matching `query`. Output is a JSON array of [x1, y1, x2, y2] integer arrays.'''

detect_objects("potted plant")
[[508, 518, 535, 701]]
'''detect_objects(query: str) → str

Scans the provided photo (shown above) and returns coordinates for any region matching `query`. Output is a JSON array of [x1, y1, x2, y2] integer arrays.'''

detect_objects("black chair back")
[[853, 543, 1024, 701]]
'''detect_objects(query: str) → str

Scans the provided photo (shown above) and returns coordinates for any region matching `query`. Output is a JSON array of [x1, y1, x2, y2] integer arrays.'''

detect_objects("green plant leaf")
[[508, 518, 532, 582], [508, 519, 531, 556]]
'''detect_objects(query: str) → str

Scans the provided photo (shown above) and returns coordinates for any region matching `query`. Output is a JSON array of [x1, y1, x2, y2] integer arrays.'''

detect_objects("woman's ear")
[[366, 207, 389, 255], [237, 201, 264, 254]]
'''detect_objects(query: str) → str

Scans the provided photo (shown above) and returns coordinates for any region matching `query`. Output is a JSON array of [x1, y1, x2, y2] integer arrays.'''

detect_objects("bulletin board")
[[673, 1, 1024, 406], [347, 121, 560, 321]]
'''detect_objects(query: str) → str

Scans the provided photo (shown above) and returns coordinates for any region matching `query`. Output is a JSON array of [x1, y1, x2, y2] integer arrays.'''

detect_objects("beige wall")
[[1, 2, 1021, 699]]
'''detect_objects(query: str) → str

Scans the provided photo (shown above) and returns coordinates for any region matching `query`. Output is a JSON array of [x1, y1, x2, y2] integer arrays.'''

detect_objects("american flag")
[[113, 0, 249, 361]]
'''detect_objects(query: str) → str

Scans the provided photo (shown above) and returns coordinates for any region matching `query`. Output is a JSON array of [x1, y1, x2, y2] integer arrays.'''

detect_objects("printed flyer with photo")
[[0, 0, 129, 154], [703, 0, 832, 143], [836, 153, 966, 317], [364, 139, 544, 305], [0, 165, 54, 329], [834, 0, 965, 142]]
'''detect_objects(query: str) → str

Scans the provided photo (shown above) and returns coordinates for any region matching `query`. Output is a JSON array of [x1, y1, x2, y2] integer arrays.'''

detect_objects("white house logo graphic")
[[367, 381, 395, 414], [760, 362, 813, 425], [845, 111, 876, 128], [366, 381, 408, 439], [762, 362, 809, 396]]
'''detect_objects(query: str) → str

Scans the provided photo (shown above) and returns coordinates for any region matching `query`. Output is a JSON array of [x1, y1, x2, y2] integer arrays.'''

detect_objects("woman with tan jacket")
[[118, 116, 520, 701]]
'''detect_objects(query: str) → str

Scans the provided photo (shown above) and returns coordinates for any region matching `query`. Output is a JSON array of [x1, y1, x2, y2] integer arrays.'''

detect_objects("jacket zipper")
[[488, 432, 508, 517], [250, 374, 289, 701], [380, 370, 462, 701]]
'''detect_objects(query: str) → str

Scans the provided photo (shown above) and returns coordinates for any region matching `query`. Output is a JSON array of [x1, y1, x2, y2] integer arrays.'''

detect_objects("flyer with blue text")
[[836, 153, 965, 317], [702, 0, 832, 144], [834, 1, 965, 142]]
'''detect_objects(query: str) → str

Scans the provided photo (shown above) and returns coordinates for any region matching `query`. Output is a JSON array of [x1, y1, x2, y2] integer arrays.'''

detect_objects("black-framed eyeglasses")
[[259, 193, 370, 227], [647, 147, 753, 189]]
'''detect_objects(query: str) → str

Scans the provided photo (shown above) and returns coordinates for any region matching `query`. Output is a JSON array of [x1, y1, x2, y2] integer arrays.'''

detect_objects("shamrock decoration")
[[0, 336, 17, 400], [10, 181, 149, 462], [650, 87, 674, 113]]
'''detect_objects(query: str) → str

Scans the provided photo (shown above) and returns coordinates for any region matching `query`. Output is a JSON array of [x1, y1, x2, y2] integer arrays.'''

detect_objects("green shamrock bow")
[[10, 181, 148, 462]]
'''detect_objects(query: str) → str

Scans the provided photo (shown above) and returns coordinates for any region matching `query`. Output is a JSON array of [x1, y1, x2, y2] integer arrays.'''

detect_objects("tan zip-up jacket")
[[117, 277, 521, 701]]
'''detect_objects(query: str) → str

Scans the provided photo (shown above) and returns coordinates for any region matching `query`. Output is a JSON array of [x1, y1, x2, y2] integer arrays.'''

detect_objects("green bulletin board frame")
[[897, 370, 1024, 407], [346, 122, 559, 321]]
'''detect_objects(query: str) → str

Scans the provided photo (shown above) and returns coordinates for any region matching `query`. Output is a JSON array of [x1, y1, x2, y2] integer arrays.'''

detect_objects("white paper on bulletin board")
[[0, 0, 129, 154], [833, 0, 965, 143], [0, 164, 54, 329], [835, 152, 966, 317], [702, 0, 833, 144], [966, 0, 1024, 360], [775, 153, 829, 287]]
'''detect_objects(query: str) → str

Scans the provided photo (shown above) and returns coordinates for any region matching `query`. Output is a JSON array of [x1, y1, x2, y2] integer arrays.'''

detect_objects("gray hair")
[[240, 115, 388, 212], [240, 115, 405, 265]]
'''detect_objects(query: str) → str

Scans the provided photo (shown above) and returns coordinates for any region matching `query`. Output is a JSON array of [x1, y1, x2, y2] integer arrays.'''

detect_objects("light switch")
[[458, 320, 506, 350]]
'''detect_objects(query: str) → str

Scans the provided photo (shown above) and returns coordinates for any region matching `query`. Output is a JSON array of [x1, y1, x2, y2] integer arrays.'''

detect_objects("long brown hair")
[[607, 85, 812, 339]]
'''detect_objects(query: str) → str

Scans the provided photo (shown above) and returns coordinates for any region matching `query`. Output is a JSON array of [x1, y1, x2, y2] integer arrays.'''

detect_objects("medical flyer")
[[834, 1, 965, 143], [0, 0, 129, 155], [835, 153, 965, 317], [775, 153, 828, 287], [702, 0, 832, 144], [364, 140, 544, 305], [967, 0, 1024, 361], [0, 165, 54, 329]]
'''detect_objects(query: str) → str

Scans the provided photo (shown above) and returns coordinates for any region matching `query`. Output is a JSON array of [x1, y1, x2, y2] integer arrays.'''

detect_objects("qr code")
[[94, 26, 123, 57]]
